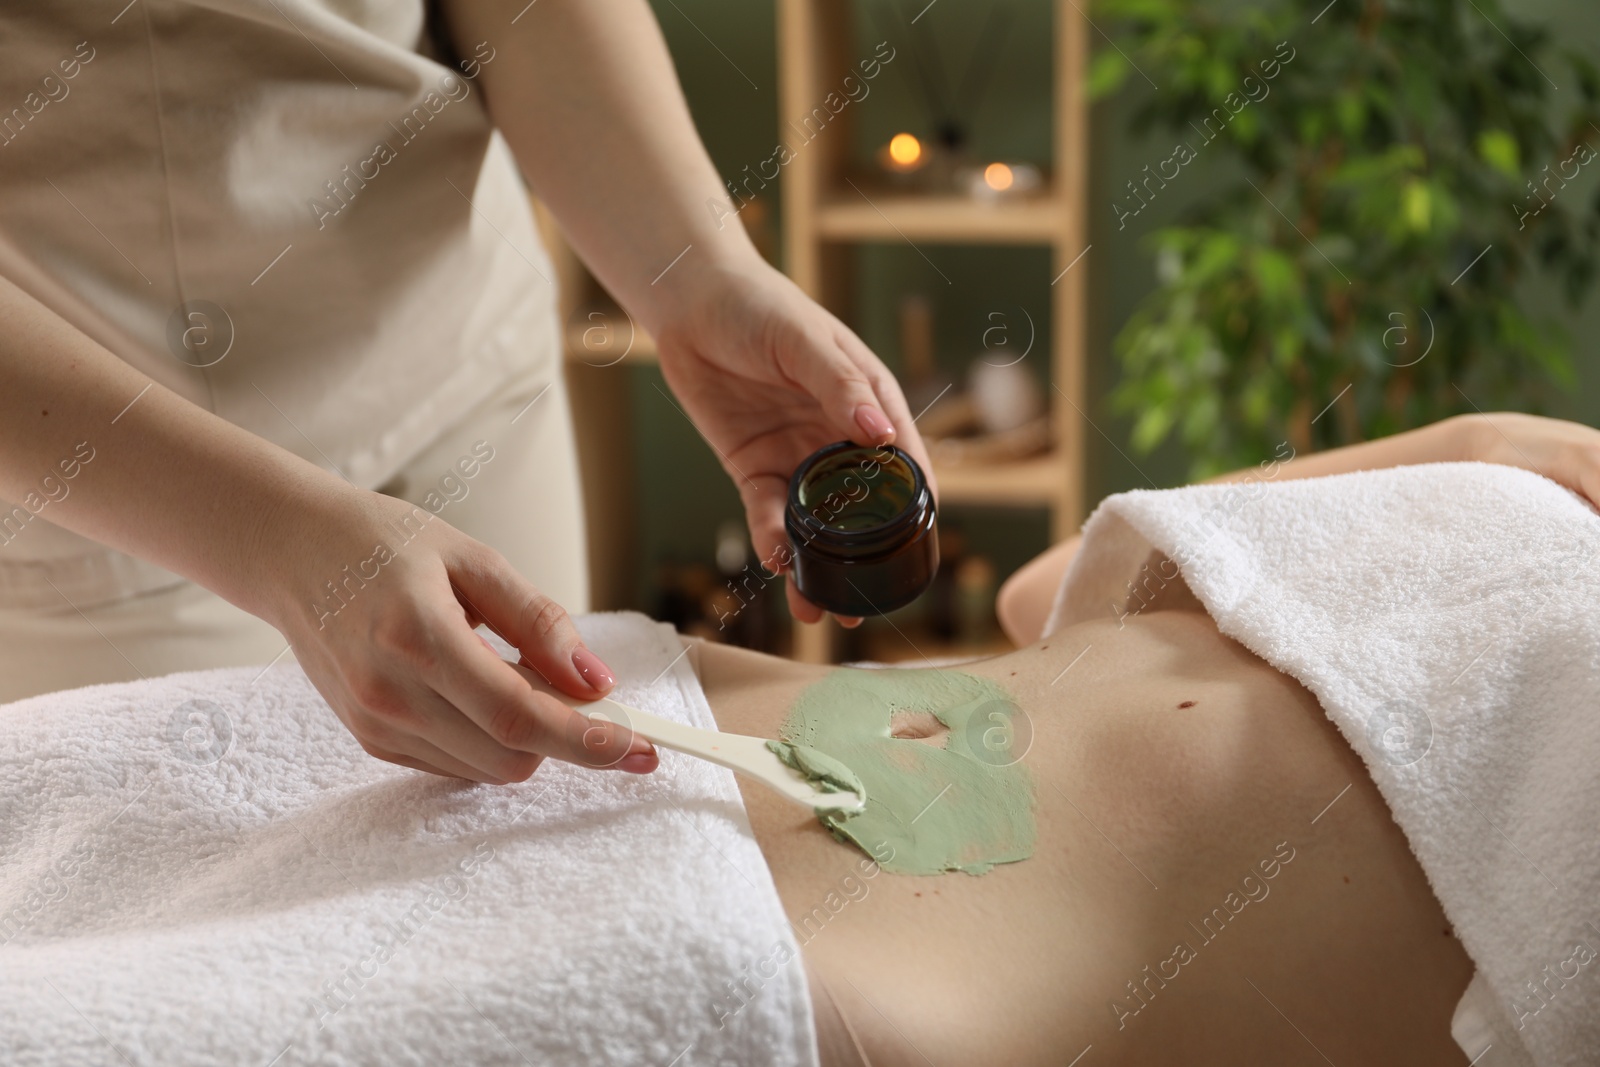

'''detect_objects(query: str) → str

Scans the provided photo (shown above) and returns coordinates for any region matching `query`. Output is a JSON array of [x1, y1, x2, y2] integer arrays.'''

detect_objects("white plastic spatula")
[[570, 696, 865, 814]]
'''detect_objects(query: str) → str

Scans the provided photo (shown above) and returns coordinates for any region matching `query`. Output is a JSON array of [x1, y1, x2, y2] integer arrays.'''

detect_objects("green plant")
[[1091, 0, 1600, 478]]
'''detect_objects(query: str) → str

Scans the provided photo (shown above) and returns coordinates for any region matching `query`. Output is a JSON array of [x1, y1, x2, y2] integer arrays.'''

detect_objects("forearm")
[[0, 274, 352, 618], [1206, 417, 1471, 484], [440, 0, 758, 335]]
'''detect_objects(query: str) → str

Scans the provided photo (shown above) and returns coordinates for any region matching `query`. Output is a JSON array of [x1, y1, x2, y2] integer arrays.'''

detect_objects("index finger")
[[427, 611, 657, 773], [835, 323, 940, 503]]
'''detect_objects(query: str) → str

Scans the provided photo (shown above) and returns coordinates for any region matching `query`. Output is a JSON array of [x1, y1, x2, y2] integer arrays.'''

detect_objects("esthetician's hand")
[[258, 487, 657, 784], [652, 254, 938, 625]]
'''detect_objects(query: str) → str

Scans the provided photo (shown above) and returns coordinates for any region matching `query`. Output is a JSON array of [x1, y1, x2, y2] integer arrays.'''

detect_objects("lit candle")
[[983, 162, 1014, 192], [884, 132, 924, 172], [968, 162, 1042, 201]]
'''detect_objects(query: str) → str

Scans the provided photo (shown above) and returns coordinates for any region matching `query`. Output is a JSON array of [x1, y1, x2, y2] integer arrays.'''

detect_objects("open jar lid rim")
[[786, 441, 929, 540]]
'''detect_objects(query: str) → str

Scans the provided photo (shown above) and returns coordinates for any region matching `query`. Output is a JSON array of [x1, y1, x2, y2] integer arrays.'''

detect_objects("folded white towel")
[[1045, 461, 1600, 1067], [0, 611, 817, 1067]]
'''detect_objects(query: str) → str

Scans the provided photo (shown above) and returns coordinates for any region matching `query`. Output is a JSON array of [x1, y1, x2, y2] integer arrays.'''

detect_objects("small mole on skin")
[[41, 410, 48, 416], [1342, 875, 1350, 884], [1010, 671, 1017, 676], [914, 892, 922, 898], [1178, 700, 1196, 709], [1041, 645, 1049, 651]]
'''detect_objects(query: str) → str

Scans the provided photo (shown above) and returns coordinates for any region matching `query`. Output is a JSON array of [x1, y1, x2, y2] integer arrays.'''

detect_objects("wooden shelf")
[[931, 450, 1067, 507], [562, 312, 657, 365], [780, 0, 1089, 662], [816, 192, 1063, 244], [854, 627, 1016, 665]]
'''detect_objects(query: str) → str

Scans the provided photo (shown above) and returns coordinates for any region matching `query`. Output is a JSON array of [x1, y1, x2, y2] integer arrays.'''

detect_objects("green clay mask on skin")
[[773, 668, 1034, 876], [766, 741, 868, 802]]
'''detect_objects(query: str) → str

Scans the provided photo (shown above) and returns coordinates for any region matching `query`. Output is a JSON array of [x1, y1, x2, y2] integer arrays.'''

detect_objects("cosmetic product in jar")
[[784, 442, 939, 617]]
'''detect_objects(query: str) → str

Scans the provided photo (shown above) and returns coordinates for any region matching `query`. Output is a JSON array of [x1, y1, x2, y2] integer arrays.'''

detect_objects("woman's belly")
[[701, 606, 1474, 1066]]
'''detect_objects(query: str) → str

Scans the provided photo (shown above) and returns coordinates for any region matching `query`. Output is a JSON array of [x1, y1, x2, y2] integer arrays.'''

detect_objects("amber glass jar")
[[784, 442, 939, 617]]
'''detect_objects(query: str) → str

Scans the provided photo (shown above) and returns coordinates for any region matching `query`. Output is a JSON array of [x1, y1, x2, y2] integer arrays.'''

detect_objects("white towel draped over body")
[[1045, 461, 1600, 1067], [0, 613, 818, 1067]]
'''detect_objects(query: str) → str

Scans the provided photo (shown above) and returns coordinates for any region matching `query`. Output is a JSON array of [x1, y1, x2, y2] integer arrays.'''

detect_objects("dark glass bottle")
[[784, 442, 940, 617]]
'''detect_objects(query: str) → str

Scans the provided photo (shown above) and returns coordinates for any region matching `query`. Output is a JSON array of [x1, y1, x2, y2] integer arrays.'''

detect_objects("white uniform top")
[[0, 0, 559, 609]]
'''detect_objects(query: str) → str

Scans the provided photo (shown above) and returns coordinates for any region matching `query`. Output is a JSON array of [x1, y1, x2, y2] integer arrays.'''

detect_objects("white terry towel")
[[0, 612, 818, 1067], [1044, 462, 1600, 1067]]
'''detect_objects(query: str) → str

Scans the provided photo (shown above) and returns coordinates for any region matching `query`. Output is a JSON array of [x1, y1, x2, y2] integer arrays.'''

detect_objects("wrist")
[[234, 475, 376, 631], [630, 231, 766, 341], [1434, 413, 1483, 464]]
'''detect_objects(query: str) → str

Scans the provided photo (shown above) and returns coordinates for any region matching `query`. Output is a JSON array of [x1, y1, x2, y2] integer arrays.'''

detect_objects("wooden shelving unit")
[[778, 0, 1090, 663], [930, 450, 1068, 506], [562, 314, 657, 364], [816, 192, 1067, 243], [530, 201, 653, 616]]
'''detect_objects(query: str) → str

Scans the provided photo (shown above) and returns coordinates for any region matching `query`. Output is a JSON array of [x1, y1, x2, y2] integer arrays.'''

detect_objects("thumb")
[[448, 547, 615, 701], [779, 330, 897, 448]]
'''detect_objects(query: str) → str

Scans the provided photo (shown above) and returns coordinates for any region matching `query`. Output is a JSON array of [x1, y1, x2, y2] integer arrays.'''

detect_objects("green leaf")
[[1087, 50, 1131, 98], [1477, 129, 1522, 177], [1181, 392, 1222, 443], [1250, 247, 1299, 305], [1130, 405, 1176, 453], [1206, 59, 1234, 100], [1402, 180, 1432, 233], [1335, 92, 1365, 137]]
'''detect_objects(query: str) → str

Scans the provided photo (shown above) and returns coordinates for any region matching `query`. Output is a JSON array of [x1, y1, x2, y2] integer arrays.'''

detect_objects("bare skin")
[[697, 589, 1475, 1066], [696, 414, 1600, 1066]]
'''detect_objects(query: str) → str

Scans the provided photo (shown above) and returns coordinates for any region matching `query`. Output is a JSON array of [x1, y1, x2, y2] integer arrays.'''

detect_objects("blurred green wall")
[[629, 0, 1600, 604]]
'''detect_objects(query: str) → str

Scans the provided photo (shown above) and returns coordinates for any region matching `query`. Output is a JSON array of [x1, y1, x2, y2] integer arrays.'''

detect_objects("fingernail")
[[854, 404, 895, 445], [572, 646, 615, 691], [619, 751, 658, 774]]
